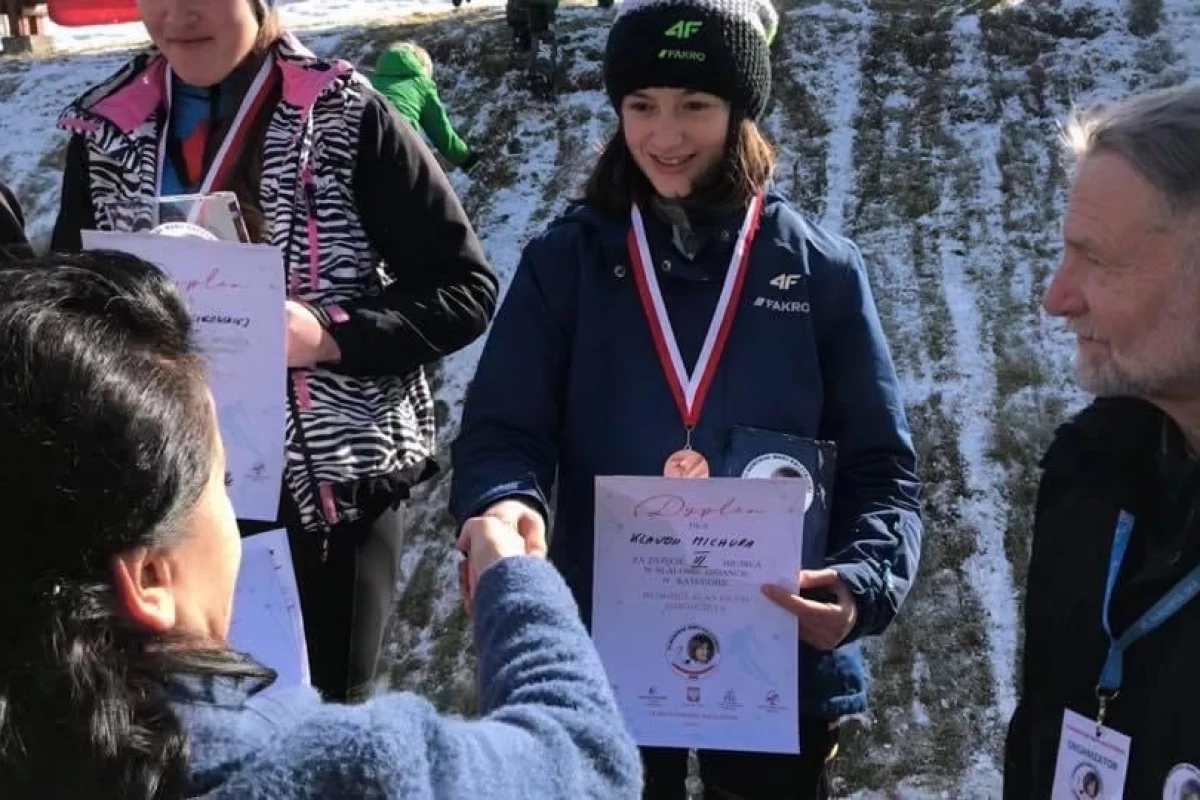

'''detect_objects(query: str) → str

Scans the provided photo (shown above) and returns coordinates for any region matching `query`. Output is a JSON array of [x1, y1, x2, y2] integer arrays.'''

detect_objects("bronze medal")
[[664, 448, 710, 479], [628, 194, 764, 482]]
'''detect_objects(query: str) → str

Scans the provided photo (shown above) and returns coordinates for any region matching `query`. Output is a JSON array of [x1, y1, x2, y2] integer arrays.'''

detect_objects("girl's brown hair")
[[581, 114, 776, 218], [229, 6, 284, 243]]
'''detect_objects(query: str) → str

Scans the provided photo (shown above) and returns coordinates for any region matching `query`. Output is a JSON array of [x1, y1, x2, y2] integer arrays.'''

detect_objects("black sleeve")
[[328, 93, 497, 378], [0, 181, 31, 263], [50, 135, 97, 253]]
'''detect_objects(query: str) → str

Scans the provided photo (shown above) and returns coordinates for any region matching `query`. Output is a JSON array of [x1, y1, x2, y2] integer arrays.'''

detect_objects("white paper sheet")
[[82, 230, 286, 521], [593, 476, 805, 754], [229, 528, 310, 693]]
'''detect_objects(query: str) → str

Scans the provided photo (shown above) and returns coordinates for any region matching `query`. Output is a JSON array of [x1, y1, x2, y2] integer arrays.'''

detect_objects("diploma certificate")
[[593, 476, 805, 754]]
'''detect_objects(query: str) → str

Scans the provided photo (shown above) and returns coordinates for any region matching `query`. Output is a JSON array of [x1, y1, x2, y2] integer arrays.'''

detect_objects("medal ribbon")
[[627, 192, 763, 433], [156, 55, 278, 204]]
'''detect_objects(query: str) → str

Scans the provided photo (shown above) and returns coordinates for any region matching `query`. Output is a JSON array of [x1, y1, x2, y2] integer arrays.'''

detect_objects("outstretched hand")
[[482, 498, 547, 557], [456, 515, 527, 615]]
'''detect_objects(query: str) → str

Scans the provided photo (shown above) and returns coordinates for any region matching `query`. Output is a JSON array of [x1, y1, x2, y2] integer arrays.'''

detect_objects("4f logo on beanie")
[[664, 20, 703, 38]]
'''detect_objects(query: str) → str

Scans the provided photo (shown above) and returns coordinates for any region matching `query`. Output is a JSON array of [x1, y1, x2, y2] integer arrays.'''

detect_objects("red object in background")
[[47, 0, 141, 26]]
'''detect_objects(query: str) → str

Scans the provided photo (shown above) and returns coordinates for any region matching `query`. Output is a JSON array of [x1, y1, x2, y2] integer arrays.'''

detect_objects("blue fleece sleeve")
[[449, 240, 573, 525], [814, 242, 923, 642], [212, 558, 642, 799]]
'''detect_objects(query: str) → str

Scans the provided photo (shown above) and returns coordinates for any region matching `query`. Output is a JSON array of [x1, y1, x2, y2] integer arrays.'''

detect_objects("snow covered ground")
[[42, 0, 505, 52], [3, 0, 1200, 795]]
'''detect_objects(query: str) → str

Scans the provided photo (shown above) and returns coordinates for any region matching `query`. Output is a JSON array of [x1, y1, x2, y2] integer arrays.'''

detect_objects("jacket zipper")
[[284, 140, 335, 561]]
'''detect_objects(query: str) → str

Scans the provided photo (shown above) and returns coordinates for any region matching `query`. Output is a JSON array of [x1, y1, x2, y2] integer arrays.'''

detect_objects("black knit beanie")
[[603, 0, 778, 121]]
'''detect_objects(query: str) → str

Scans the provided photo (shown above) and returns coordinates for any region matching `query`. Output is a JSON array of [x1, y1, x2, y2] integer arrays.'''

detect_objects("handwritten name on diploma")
[[633, 494, 769, 520]]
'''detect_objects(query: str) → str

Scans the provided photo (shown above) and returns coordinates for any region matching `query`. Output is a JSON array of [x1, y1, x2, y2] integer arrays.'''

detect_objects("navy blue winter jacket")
[[173, 557, 643, 797], [450, 194, 922, 719]]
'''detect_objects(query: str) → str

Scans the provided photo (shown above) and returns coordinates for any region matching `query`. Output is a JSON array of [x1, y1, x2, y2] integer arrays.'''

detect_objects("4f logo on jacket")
[[769, 273, 801, 290], [756, 274, 809, 313], [664, 20, 703, 38]]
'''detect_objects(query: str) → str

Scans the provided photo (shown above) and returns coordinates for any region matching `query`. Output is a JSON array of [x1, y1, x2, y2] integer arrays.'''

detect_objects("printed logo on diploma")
[[152, 221, 219, 240], [741, 452, 816, 511], [667, 624, 720, 678]]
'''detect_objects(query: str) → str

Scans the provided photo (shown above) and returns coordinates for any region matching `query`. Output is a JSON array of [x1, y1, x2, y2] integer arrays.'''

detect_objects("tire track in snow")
[[832, 2, 1002, 794]]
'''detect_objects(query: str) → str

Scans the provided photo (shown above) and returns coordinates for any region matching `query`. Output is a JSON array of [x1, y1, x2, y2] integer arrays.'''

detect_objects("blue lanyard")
[[1096, 510, 1200, 725]]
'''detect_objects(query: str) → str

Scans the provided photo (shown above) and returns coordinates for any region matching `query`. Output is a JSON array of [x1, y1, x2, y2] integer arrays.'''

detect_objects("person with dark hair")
[[1005, 83, 1200, 798], [451, 0, 923, 796], [51, 0, 498, 703], [0, 249, 641, 800], [0, 180, 31, 263]]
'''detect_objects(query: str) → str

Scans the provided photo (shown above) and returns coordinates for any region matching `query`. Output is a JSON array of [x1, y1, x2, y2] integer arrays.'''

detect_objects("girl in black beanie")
[[452, 0, 924, 797]]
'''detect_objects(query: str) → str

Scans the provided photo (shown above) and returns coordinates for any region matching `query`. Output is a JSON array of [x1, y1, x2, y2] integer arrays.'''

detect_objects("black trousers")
[[506, 0, 555, 34], [641, 721, 839, 800], [239, 490, 406, 703]]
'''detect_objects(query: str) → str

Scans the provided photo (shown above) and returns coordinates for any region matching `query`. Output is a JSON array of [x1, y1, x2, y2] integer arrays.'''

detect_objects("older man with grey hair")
[[1005, 82, 1200, 798]]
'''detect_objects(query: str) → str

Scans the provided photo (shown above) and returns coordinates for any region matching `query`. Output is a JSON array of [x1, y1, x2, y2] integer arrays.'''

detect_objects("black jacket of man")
[[1005, 397, 1200, 796]]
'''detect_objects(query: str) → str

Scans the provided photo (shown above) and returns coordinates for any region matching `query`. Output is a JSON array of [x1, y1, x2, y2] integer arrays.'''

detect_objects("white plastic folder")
[[229, 529, 310, 694]]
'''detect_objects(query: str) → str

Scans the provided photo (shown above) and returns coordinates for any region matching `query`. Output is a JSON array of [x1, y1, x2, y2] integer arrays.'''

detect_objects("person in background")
[[0, 180, 31, 263], [51, 0, 498, 703], [370, 41, 479, 172], [506, 0, 556, 82], [1005, 83, 1200, 797], [451, 0, 923, 795], [0, 249, 642, 800]]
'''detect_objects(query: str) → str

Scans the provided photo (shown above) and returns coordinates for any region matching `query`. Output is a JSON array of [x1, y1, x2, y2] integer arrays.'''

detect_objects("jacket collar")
[[554, 191, 814, 287], [58, 32, 353, 140], [1041, 397, 1168, 504], [559, 189, 791, 247], [170, 674, 319, 796]]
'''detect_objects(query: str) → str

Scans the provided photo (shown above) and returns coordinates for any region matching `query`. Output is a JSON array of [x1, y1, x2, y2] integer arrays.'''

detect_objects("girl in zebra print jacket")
[[51, 0, 498, 703]]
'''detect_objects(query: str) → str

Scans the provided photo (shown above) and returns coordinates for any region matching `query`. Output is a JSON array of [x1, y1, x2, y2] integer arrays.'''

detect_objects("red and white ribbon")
[[155, 55, 278, 208], [627, 192, 764, 429]]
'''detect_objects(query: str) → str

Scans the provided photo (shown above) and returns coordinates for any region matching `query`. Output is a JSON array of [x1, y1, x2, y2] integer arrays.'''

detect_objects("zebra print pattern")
[[60, 38, 435, 531]]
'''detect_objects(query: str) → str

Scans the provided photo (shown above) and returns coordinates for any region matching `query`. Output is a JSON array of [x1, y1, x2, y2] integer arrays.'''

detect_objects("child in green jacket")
[[371, 42, 478, 171]]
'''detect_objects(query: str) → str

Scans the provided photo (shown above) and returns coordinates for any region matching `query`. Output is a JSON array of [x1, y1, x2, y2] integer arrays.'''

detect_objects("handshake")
[[457, 498, 547, 613]]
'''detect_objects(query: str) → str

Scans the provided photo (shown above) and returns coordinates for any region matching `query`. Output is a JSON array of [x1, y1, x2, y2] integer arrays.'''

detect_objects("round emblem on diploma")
[[151, 221, 219, 240], [741, 453, 815, 511], [666, 625, 720, 678], [1164, 764, 1200, 800]]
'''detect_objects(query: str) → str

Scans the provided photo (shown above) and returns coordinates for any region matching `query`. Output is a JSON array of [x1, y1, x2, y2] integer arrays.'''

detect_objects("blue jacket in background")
[[450, 194, 923, 719], [174, 557, 643, 798]]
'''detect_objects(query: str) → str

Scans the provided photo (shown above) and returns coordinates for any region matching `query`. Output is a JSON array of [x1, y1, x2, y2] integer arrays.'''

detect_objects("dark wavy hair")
[[0, 251, 272, 799]]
